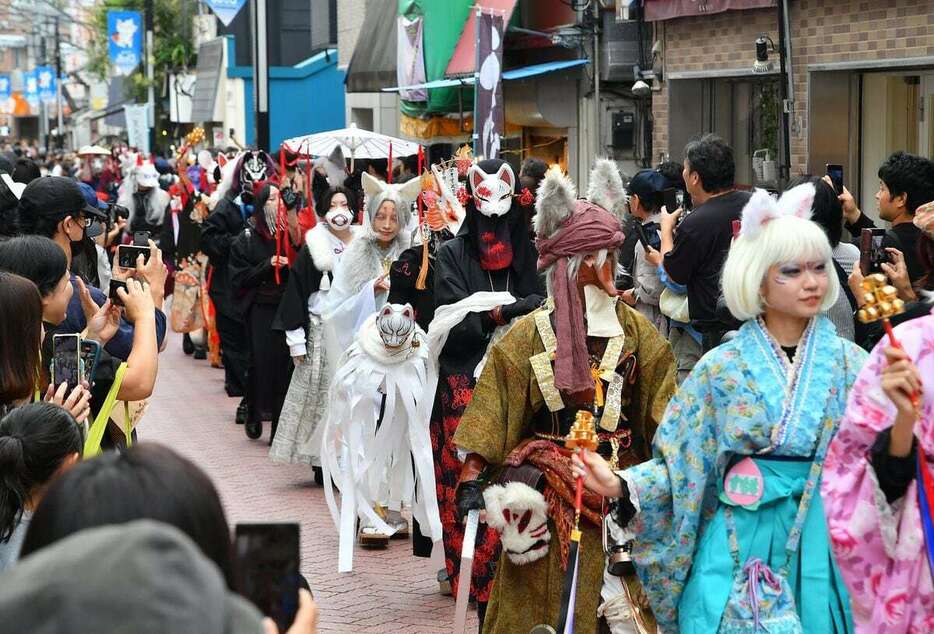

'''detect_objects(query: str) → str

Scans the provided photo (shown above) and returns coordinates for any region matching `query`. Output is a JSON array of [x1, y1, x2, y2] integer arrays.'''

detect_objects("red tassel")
[[387, 141, 393, 184]]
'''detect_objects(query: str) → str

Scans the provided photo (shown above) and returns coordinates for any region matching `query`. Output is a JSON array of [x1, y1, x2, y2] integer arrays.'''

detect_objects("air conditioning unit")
[[600, 13, 649, 83]]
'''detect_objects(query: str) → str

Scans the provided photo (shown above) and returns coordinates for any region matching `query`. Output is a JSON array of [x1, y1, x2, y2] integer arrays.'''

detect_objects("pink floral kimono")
[[822, 310, 934, 633]]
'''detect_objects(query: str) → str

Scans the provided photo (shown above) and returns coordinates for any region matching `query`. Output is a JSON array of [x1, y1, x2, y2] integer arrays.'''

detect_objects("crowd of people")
[[0, 128, 932, 634]]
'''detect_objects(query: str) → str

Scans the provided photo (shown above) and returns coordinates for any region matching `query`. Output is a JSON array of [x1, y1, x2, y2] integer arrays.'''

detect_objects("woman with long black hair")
[[229, 183, 295, 441], [0, 402, 82, 570]]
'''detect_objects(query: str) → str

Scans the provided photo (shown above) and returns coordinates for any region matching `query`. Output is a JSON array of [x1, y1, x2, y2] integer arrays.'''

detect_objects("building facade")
[[649, 0, 934, 219]]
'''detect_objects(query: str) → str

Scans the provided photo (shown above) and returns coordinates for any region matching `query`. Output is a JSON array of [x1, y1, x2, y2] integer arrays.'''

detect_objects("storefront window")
[[667, 75, 783, 190]]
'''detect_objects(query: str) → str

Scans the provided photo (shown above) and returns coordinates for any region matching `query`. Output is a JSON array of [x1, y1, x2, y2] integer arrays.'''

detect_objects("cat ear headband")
[[740, 183, 816, 239]]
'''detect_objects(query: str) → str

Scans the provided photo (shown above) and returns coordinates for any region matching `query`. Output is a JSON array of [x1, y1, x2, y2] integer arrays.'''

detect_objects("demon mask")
[[240, 150, 270, 195]]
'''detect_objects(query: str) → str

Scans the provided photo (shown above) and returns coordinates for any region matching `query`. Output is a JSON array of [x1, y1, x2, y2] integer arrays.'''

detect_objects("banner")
[[124, 103, 150, 155], [24, 70, 38, 109], [36, 66, 56, 103], [396, 16, 427, 102], [0, 75, 10, 102], [473, 11, 504, 160], [107, 10, 143, 76], [204, 0, 248, 27]]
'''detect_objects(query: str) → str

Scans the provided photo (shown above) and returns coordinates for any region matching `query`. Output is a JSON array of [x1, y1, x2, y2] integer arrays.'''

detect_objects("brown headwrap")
[[535, 200, 625, 393]]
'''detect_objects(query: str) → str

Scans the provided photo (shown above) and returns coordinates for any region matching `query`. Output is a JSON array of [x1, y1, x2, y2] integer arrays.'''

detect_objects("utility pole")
[[54, 16, 62, 150], [251, 0, 269, 151], [145, 0, 155, 155]]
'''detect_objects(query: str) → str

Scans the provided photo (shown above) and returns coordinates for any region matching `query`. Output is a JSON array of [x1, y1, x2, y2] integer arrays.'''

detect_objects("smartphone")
[[826, 163, 844, 195], [859, 228, 889, 275], [633, 222, 651, 250], [52, 334, 83, 393], [132, 231, 150, 246], [117, 244, 151, 268], [662, 187, 680, 213], [234, 523, 301, 632], [109, 279, 128, 306], [79, 340, 101, 385]]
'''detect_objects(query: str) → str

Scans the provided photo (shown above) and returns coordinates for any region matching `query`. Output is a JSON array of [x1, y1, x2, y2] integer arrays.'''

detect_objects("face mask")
[[325, 206, 353, 231], [583, 284, 624, 338]]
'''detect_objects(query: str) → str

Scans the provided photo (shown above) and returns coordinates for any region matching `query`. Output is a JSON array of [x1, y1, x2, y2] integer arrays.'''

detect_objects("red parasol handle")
[[387, 141, 393, 184], [574, 474, 584, 516]]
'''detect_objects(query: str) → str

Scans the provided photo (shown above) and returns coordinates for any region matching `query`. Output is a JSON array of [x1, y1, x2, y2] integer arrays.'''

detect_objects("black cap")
[[626, 169, 667, 202], [18, 176, 108, 230]]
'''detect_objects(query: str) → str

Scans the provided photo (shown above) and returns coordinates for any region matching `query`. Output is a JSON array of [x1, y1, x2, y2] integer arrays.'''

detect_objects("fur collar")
[[335, 232, 411, 297], [305, 224, 361, 272]]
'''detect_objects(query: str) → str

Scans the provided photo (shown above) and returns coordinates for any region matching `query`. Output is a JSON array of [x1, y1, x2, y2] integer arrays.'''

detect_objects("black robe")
[[229, 225, 292, 425], [272, 242, 324, 335], [388, 245, 436, 331], [430, 218, 544, 602], [200, 192, 250, 394]]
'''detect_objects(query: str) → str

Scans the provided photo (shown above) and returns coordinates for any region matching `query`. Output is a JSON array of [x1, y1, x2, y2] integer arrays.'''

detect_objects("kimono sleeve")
[[452, 335, 534, 466], [820, 333, 926, 620], [229, 232, 273, 291], [273, 246, 322, 332], [621, 358, 720, 631]]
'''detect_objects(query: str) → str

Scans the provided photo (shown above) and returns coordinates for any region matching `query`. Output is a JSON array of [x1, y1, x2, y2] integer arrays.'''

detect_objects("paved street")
[[144, 334, 478, 633]]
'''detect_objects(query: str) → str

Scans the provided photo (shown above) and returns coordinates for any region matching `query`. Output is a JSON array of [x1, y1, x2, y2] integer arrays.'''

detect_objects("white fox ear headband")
[[739, 183, 816, 239]]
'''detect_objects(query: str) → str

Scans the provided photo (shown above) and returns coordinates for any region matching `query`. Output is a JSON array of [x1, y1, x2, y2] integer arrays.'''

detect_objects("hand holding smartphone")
[[52, 334, 83, 393], [235, 523, 301, 632], [859, 228, 889, 276], [826, 163, 844, 195]]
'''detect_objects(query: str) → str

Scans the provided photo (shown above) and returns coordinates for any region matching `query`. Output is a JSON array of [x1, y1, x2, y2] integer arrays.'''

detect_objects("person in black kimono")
[[431, 158, 544, 619], [388, 173, 462, 557], [229, 183, 294, 442], [200, 150, 276, 424], [270, 185, 359, 478]]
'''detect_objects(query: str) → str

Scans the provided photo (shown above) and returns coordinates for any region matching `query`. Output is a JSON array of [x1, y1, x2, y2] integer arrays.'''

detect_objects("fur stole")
[[335, 231, 411, 297], [305, 224, 362, 273]]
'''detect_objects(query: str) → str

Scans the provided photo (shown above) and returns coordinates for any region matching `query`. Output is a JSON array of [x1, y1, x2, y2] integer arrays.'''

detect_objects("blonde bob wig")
[[721, 214, 840, 321]]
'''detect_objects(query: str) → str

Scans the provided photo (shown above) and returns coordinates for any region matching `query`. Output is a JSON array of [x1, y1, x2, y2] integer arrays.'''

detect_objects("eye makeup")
[[774, 261, 828, 284]]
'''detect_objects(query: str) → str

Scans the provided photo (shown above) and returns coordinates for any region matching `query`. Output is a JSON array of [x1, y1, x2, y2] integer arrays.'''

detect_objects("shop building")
[[647, 0, 934, 221]]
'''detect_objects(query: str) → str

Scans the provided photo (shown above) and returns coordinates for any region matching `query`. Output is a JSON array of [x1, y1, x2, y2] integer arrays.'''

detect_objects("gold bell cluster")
[[565, 411, 598, 452], [856, 273, 906, 324]]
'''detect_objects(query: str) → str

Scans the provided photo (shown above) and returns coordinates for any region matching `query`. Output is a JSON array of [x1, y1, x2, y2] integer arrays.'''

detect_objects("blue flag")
[[107, 10, 142, 76], [36, 66, 56, 103], [24, 70, 38, 108], [205, 0, 247, 27]]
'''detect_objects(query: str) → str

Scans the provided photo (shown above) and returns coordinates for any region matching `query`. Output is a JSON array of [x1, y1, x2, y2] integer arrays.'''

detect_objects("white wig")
[[722, 214, 839, 321]]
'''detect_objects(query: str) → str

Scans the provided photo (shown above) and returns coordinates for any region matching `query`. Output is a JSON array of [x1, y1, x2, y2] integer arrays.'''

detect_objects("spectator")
[[0, 173, 24, 238], [840, 151, 934, 285], [15, 176, 167, 360], [11, 158, 40, 185], [0, 236, 158, 408], [21, 443, 234, 585], [619, 169, 668, 336], [647, 134, 752, 351], [851, 203, 934, 350], [0, 403, 81, 571], [0, 520, 317, 634], [0, 272, 86, 423], [789, 175, 860, 341], [656, 159, 692, 210], [519, 157, 547, 194]]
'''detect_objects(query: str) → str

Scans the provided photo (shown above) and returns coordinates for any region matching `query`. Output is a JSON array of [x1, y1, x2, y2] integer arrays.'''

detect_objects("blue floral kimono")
[[621, 316, 867, 633]]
